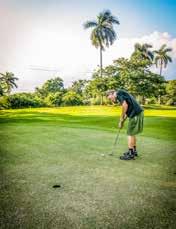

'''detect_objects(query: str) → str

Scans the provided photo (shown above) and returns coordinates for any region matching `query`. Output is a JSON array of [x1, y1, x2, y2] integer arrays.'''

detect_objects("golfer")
[[107, 89, 144, 160]]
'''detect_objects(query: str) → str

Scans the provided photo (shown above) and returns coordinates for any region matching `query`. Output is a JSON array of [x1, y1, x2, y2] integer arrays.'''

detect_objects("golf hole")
[[53, 184, 61, 188]]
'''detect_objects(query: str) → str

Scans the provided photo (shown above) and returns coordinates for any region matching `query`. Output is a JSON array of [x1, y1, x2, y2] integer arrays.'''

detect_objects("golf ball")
[[101, 154, 105, 157]]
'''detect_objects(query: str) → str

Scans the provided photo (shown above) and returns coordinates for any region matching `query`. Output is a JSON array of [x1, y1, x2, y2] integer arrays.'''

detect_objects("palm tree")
[[83, 10, 119, 77], [0, 72, 18, 94], [133, 43, 154, 62], [154, 44, 172, 76]]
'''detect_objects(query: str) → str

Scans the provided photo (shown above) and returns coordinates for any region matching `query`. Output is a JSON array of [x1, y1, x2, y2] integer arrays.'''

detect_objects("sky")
[[0, 0, 176, 92]]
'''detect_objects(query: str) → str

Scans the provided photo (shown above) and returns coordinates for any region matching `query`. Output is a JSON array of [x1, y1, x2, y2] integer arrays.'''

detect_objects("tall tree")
[[0, 72, 18, 95], [154, 44, 172, 76], [83, 10, 119, 77]]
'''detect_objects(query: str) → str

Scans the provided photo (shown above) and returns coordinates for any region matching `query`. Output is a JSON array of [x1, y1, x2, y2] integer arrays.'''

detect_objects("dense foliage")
[[0, 43, 175, 109]]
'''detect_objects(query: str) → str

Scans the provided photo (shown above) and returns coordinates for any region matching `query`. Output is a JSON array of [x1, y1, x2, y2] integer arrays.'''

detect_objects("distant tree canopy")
[[165, 80, 176, 105], [70, 79, 88, 96], [35, 77, 64, 98], [110, 56, 166, 102], [0, 43, 175, 109]]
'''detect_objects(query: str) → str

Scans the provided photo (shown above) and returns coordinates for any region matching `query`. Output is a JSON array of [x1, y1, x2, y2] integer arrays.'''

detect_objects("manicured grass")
[[0, 105, 176, 229]]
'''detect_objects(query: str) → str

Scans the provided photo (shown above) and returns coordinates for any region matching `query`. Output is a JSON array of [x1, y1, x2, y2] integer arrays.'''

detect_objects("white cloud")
[[105, 31, 176, 64], [0, 2, 175, 92], [104, 31, 176, 77]]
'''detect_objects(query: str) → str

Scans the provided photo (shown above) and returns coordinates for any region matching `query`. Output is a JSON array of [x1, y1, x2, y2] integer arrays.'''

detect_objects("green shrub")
[[0, 96, 10, 109], [44, 92, 63, 107], [166, 98, 176, 106], [62, 91, 83, 106], [7, 93, 45, 108], [90, 96, 112, 105]]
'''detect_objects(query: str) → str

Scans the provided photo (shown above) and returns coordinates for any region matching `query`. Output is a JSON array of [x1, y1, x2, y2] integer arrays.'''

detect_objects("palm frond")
[[108, 16, 120, 25], [0, 73, 5, 78], [134, 43, 141, 51], [106, 28, 116, 45], [143, 43, 153, 49], [164, 48, 172, 53], [10, 81, 18, 88], [163, 55, 168, 68], [153, 50, 159, 54], [159, 44, 167, 51], [90, 29, 104, 49], [103, 9, 111, 17], [167, 55, 172, 63], [83, 21, 97, 29], [147, 51, 154, 61]]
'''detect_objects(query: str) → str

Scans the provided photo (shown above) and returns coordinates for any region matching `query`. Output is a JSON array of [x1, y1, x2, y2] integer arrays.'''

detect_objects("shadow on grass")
[[0, 110, 176, 141]]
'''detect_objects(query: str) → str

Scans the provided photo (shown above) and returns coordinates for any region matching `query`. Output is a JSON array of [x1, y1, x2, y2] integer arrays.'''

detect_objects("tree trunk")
[[160, 61, 163, 76], [137, 95, 141, 103], [142, 96, 146, 105], [100, 95, 103, 105], [158, 89, 161, 104], [100, 46, 103, 77], [158, 95, 161, 104]]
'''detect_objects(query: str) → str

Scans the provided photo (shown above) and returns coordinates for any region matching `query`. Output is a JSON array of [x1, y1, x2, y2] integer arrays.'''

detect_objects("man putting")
[[107, 89, 144, 160]]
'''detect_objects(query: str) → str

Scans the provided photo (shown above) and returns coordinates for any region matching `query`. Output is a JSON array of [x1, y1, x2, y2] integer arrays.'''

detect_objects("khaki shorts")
[[127, 111, 144, 136]]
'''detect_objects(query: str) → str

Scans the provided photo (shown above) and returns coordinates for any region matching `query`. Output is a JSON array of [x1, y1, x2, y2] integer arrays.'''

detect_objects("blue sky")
[[0, 0, 176, 91], [7, 0, 176, 36]]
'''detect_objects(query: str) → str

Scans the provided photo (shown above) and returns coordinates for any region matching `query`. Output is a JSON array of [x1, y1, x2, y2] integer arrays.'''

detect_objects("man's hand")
[[118, 120, 124, 129]]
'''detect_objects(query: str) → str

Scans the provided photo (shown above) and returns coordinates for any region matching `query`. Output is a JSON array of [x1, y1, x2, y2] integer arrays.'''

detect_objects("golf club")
[[108, 128, 121, 156]]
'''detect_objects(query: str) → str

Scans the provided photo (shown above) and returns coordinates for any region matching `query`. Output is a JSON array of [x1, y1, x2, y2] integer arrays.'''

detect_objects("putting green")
[[0, 106, 176, 229]]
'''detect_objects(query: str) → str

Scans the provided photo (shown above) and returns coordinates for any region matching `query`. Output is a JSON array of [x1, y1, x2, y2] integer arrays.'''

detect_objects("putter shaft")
[[109, 129, 121, 155]]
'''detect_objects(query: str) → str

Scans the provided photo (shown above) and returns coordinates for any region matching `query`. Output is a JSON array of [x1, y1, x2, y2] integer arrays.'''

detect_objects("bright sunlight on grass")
[[0, 105, 176, 229]]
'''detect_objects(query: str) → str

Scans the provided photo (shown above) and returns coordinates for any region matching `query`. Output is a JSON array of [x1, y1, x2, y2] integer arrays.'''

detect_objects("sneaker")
[[134, 151, 138, 157], [120, 152, 135, 160], [124, 150, 138, 157]]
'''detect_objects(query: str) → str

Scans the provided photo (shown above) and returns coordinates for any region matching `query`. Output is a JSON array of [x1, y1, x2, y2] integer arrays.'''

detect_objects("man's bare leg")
[[128, 136, 138, 156], [128, 136, 135, 149], [120, 136, 136, 159], [134, 136, 136, 150]]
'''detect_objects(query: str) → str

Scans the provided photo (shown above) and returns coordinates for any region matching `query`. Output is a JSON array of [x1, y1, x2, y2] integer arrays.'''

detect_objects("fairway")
[[0, 106, 176, 229]]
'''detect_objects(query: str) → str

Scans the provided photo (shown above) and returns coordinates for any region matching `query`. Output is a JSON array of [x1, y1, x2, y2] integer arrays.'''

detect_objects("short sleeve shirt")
[[116, 89, 143, 118]]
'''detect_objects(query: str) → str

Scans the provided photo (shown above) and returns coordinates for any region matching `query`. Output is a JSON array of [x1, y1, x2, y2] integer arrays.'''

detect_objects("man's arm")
[[119, 100, 128, 129]]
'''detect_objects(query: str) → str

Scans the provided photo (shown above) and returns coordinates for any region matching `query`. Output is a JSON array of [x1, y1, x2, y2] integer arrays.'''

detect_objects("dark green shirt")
[[116, 89, 143, 118]]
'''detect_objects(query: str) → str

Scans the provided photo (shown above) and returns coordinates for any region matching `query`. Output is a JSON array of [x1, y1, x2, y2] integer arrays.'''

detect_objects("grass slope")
[[0, 106, 176, 229]]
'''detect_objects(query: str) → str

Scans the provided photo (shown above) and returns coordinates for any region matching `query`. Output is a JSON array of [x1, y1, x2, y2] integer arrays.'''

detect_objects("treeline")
[[0, 44, 176, 109]]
